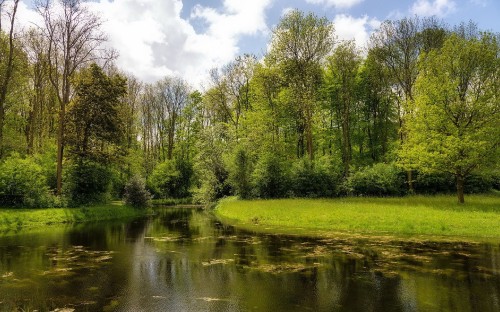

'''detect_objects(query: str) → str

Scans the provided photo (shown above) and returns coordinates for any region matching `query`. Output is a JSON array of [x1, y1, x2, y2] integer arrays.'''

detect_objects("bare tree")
[[0, 0, 20, 157], [36, 0, 107, 193]]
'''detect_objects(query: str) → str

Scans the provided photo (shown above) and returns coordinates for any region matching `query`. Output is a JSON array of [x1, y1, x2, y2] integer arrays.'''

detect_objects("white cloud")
[[305, 0, 364, 9], [410, 0, 457, 17], [15, 0, 272, 88], [333, 14, 380, 48]]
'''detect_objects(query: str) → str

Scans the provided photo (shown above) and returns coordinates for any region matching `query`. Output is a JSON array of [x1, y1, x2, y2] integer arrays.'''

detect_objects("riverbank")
[[215, 194, 500, 240], [0, 202, 148, 233]]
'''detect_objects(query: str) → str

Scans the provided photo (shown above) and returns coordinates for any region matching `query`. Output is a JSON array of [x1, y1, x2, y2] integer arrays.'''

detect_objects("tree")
[[400, 32, 500, 203], [324, 41, 362, 176], [37, 0, 107, 194], [0, 0, 20, 156], [356, 51, 397, 163], [157, 77, 189, 160], [24, 28, 55, 155], [66, 63, 127, 162], [268, 9, 334, 160]]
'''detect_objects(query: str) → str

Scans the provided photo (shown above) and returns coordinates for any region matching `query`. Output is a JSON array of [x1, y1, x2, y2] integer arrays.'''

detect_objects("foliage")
[[290, 158, 341, 198], [192, 126, 231, 203], [400, 31, 500, 203], [149, 158, 193, 199], [252, 153, 290, 198], [66, 63, 127, 163], [64, 159, 113, 206], [123, 175, 151, 208], [0, 154, 51, 207], [344, 163, 405, 196], [228, 147, 253, 199]]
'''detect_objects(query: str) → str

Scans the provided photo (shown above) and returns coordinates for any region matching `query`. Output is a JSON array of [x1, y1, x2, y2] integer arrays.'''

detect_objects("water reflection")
[[0, 208, 498, 311]]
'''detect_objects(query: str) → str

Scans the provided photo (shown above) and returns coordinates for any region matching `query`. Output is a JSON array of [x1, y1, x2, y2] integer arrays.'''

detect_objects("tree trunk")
[[407, 170, 414, 194], [56, 108, 65, 194], [456, 174, 465, 204], [0, 106, 4, 158]]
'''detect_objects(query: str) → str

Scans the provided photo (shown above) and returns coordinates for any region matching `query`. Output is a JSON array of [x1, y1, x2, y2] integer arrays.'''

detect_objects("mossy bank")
[[215, 194, 500, 241]]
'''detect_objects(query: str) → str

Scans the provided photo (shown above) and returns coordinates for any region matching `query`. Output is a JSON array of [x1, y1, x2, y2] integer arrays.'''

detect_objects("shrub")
[[149, 158, 193, 199], [414, 171, 455, 194], [345, 163, 405, 196], [228, 148, 253, 199], [123, 175, 151, 208], [0, 154, 51, 207], [414, 171, 497, 194], [252, 153, 290, 198], [64, 159, 113, 206], [290, 157, 343, 198]]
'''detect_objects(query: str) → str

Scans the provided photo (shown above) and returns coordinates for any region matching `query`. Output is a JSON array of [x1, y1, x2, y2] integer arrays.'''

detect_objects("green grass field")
[[215, 194, 500, 240], [0, 202, 147, 232]]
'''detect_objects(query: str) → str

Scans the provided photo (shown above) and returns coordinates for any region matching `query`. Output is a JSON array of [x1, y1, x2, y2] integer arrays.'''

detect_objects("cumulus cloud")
[[15, 0, 272, 88], [92, 0, 272, 87], [410, 0, 456, 17], [305, 0, 364, 9], [333, 14, 380, 47]]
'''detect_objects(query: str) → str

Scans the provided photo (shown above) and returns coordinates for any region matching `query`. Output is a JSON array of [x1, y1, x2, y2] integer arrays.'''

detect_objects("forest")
[[0, 0, 498, 210]]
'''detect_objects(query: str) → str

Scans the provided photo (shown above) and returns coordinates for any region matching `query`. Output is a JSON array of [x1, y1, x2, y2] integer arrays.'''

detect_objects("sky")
[[12, 0, 500, 89]]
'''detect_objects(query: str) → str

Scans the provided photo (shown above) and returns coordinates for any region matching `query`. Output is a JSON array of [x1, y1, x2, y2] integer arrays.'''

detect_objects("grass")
[[215, 194, 500, 240], [0, 202, 148, 233]]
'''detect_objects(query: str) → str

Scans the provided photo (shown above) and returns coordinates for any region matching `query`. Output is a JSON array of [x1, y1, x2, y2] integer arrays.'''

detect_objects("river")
[[0, 207, 499, 311]]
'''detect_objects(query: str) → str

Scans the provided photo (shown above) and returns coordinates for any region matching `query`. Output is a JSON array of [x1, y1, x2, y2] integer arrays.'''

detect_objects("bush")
[[290, 158, 343, 198], [0, 154, 51, 207], [345, 163, 405, 196], [252, 153, 290, 198], [414, 171, 497, 195], [64, 159, 113, 206], [228, 148, 253, 199], [123, 175, 151, 208], [149, 158, 193, 199], [414, 171, 455, 194]]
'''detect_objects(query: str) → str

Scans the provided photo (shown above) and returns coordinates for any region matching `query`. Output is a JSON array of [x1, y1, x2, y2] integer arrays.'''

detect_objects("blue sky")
[[16, 0, 500, 87]]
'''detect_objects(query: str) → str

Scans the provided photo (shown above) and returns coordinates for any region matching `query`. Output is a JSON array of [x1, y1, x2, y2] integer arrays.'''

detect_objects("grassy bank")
[[0, 202, 147, 232], [215, 194, 500, 240]]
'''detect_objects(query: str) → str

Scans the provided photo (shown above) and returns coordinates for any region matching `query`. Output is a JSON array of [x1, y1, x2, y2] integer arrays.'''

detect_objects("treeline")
[[0, 0, 498, 207]]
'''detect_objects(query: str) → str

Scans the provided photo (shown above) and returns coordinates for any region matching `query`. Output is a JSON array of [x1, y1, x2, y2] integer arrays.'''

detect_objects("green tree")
[[37, 0, 107, 194], [66, 63, 127, 162], [0, 0, 20, 157], [324, 40, 362, 176], [400, 32, 500, 203], [268, 9, 334, 160]]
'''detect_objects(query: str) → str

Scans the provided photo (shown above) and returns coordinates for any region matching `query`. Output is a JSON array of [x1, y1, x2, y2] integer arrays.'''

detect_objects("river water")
[[0, 207, 499, 311]]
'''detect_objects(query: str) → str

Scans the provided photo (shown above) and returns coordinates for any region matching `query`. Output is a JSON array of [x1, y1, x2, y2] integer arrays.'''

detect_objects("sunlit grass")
[[215, 194, 500, 239], [0, 202, 147, 232]]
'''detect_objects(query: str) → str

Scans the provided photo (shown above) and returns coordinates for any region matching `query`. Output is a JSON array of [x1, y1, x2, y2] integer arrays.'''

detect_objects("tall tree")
[[356, 51, 397, 163], [66, 63, 127, 162], [370, 16, 423, 191], [400, 32, 500, 203], [268, 9, 334, 160], [24, 28, 54, 155], [0, 0, 20, 157], [37, 0, 107, 194], [324, 40, 362, 176], [157, 77, 189, 160]]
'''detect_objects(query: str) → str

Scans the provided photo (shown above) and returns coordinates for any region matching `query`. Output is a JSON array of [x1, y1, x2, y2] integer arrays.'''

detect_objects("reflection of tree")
[[0, 210, 499, 311]]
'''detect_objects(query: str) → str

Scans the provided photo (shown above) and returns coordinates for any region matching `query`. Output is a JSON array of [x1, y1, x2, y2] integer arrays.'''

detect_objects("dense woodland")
[[0, 0, 498, 208]]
